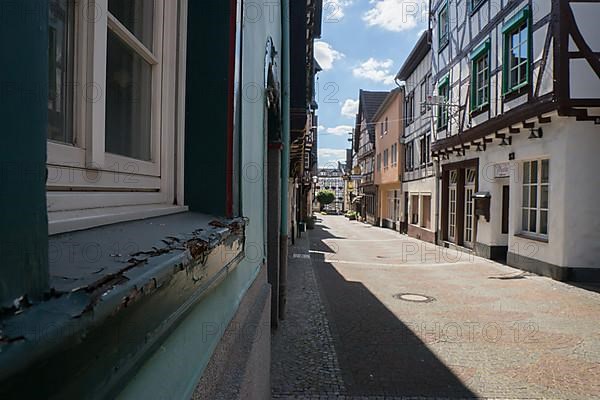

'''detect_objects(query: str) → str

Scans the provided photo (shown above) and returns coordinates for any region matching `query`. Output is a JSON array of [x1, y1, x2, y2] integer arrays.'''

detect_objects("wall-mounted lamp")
[[499, 136, 512, 146], [528, 127, 543, 139], [476, 142, 486, 152]]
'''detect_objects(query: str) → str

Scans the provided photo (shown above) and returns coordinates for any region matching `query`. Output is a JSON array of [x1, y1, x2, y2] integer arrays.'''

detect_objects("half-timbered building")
[[430, 0, 600, 281], [353, 90, 389, 225], [397, 32, 437, 243]]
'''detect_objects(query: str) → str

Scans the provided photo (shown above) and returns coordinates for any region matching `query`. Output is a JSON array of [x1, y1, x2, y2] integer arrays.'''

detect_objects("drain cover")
[[394, 293, 436, 303]]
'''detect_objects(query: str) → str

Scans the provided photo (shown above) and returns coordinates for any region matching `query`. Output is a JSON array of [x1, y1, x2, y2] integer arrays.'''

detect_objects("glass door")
[[448, 171, 458, 242], [464, 168, 477, 247]]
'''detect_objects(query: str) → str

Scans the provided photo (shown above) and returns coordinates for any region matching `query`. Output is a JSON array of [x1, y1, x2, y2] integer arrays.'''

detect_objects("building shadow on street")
[[308, 221, 478, 398]]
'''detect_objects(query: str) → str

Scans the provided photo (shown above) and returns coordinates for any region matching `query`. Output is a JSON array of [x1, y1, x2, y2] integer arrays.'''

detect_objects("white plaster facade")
[[430, 0, 600, 279]]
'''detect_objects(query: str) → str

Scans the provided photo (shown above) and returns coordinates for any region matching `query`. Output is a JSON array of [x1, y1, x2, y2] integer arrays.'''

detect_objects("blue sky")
[[315, 0, 428, 168]]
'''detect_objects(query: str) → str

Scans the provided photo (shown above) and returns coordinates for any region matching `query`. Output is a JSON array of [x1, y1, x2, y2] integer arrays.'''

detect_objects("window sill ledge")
[[0, 212, 246, 398], [49, 204, 189, 235], [514, 233, 549, 243]]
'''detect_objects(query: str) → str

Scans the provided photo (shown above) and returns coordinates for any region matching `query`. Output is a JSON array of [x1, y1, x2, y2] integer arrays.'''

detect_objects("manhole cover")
[[394, 293, 436, 303]]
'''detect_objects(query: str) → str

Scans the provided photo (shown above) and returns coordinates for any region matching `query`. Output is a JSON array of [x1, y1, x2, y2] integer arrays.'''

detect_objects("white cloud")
[[322, 125, 353, 136], [363, 0, 426, 32], [341, 99, 359, 119], [314, 41, 344, 71], [323, 0, 353, 20], [318, 148, 347, 166], [352, 58, 396, 85]]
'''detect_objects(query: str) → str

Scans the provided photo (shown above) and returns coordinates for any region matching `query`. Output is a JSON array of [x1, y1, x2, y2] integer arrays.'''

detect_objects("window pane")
[[510, 68, 519, 87], [48, 0, 75, 144], [541, 185, 549, 209], [519, 62, 527, 85], [523, 162, 530, 184], [511, 32, 519, 53], [541, 159, 549, 183], [531, 161, 538, 183], [105, 31, 153, 161], [530, 185, 537, 208], [522, 209, 528, 232], [541, 211, 548, 235], [109, 0, 154, 49], [522, 186, 529, 207], [529, 210, 537, 232], [520, 26, 528, 46]]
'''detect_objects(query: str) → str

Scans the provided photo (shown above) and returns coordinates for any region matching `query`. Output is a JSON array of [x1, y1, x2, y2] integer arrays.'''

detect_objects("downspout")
[[279, 0, 291, 320]]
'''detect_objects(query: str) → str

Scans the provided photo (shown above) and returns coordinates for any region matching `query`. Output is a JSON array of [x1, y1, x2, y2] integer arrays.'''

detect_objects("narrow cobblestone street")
[[271, 215, 600, 399]]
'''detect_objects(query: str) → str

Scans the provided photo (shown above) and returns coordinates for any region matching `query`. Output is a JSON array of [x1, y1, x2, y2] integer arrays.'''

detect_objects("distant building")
[[353, 90, 389, 224], [316, 166, 346, 214], [373, 88, 404, 231], [396, 32, 437, 243]]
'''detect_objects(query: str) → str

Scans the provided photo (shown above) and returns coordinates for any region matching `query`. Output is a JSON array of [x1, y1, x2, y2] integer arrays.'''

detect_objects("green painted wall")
[[184, 1, 233, 216], [0, 0, 49, 307], [119, 1, 282, 398]]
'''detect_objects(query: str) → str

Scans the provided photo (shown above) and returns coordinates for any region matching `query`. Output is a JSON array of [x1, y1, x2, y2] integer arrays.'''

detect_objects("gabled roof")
[[372, 87, 402, 123], [396, 30, 431, 81], [358, 90, 389, 142]]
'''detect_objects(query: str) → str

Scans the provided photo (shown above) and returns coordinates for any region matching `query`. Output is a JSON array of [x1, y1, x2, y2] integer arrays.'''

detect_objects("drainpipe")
[[279, 0, 291, 321]]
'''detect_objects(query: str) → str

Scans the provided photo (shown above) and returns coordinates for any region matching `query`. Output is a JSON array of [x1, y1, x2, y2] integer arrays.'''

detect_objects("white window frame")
[[448, 171, 458, 241], [521, 159, 549, 238], [464, 168, 477, 246], [46, 0, 186, 231]]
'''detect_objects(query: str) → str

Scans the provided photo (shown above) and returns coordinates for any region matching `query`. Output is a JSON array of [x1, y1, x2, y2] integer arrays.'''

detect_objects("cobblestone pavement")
[[272, 215, 600, 399], [271, 229, 345, 398]]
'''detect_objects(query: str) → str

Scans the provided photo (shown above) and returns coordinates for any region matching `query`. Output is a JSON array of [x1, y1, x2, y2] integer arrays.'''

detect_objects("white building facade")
[[430, 0, 600, 281], [397, 33, 438, 243], [316, 167, 346, 214]]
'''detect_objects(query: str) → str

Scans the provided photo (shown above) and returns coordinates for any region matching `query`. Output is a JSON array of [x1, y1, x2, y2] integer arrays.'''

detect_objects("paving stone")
[[272, 216, 600, 400]]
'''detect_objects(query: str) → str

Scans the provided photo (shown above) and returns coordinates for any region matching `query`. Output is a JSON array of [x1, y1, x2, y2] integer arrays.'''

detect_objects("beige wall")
[[374, 91, 403, 186]]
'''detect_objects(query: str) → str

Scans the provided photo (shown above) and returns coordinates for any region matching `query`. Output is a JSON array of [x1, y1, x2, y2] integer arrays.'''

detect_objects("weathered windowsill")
[[0, 212, 246, 399]]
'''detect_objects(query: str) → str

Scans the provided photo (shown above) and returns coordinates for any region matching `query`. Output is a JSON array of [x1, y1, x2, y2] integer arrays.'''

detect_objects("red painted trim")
[[225, 0, 237, 218]]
